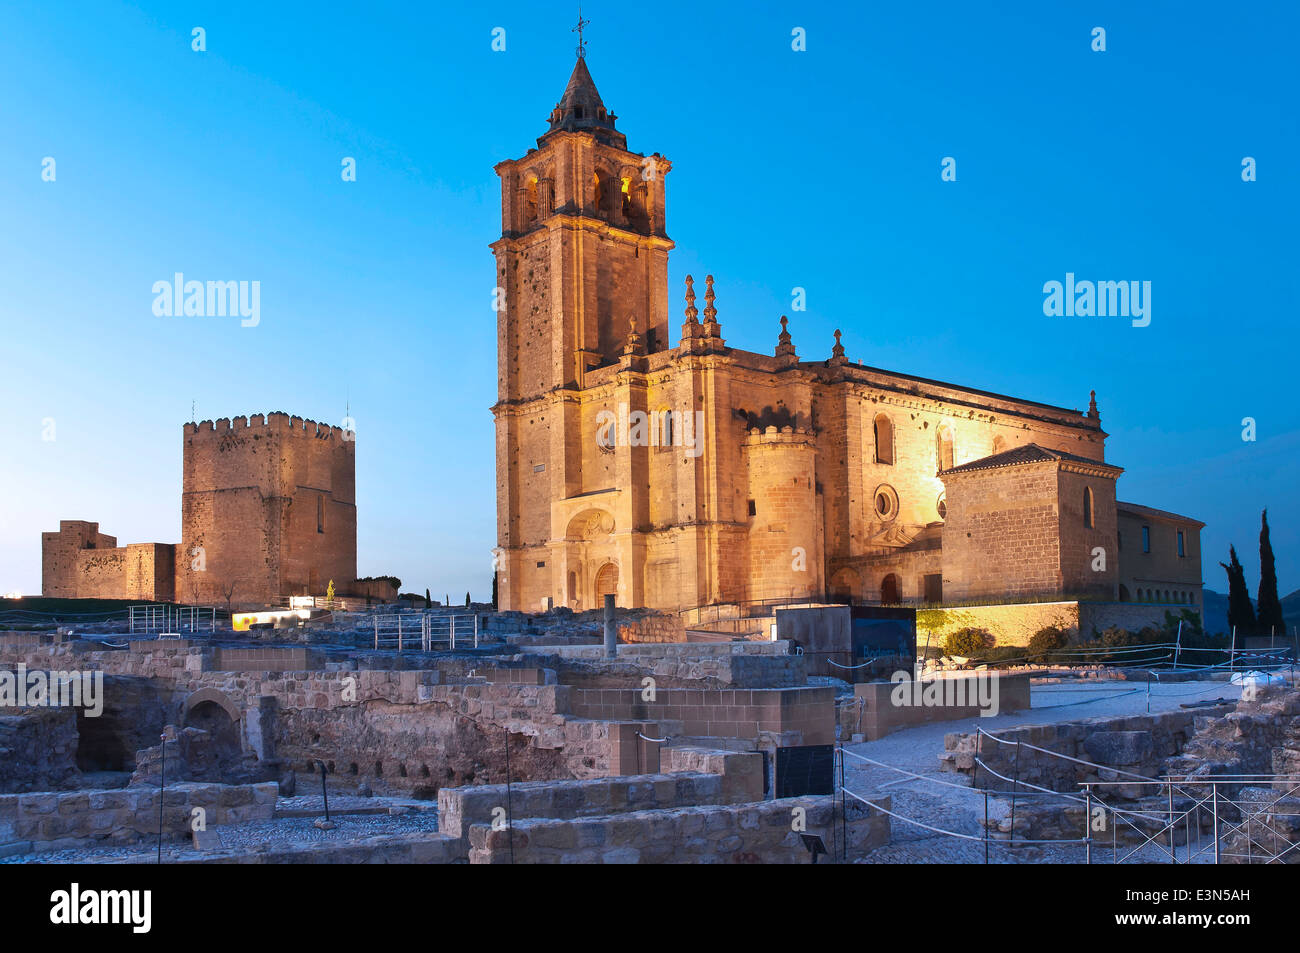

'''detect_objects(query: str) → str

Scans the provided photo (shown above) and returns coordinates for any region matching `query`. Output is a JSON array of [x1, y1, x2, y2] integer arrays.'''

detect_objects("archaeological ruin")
[[5, 38, 1292, 880]]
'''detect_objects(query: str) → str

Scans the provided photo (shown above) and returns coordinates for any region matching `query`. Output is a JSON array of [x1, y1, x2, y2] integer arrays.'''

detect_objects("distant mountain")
[[1283, 589, 1300, 634], [1202, 588, 1300, 638]]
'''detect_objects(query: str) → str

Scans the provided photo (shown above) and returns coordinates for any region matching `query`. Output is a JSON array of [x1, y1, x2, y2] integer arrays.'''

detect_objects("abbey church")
[[491, 54, 1205, 617]]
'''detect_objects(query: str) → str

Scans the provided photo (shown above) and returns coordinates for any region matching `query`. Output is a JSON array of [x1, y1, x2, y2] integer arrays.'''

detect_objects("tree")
[[325, 579, 335, 607], [1257, 509, 1285, 636], [1219, 545, 1257, 634], [219, 578, 238, 618], [465, 591, 471, 607], [491, 572, 499, 611], [425, 588, 431, 609]]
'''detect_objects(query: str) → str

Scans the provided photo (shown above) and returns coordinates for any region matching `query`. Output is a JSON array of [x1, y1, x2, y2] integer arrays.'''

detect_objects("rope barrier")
[[826, 656, 879, 670], [840, 787, 1087, 847], [975, 727, 1156, 782]]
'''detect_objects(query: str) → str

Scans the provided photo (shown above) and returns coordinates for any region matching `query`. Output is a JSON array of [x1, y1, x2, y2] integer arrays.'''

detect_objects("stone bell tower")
[[491, 49, 674, 611]]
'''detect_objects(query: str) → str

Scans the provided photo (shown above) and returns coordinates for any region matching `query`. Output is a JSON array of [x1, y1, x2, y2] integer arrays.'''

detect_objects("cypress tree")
[[1257, 509, 1285, 635], [1219, 545, 1257, 634], [491, 572, 499, 610]]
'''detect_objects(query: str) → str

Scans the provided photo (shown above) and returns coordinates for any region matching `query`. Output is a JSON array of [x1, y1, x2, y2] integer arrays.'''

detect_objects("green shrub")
[[944, 627, 994, 658], [1027, 625, 1070, 661]]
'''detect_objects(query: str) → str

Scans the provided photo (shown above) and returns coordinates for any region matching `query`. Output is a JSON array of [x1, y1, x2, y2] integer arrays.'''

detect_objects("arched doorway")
[[880, 573, 901, 604], [564, 508, 615, 612], [594, 562, 620, 605], [184, 700, 242, 758]]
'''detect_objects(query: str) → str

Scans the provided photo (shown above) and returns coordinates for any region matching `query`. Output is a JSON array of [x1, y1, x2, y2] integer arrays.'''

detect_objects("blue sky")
[[1, 1, 1296, 601]]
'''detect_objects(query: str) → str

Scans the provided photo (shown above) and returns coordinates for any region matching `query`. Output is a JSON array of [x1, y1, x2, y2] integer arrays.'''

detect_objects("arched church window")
[[524, 177, 539, 226], [936, 426, 954, 472], [873, 414, 894, 465], [593, 172, 614, 218], [655, 407, 673, 452], [1083, 486, 1095, 529]]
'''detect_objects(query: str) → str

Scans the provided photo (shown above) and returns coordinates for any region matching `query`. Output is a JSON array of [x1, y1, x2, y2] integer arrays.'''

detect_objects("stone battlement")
[[186, 412, 352, 442]]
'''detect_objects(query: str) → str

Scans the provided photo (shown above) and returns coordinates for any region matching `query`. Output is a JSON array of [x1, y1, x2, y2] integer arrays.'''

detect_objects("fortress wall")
[[180, 415, 356, 605]]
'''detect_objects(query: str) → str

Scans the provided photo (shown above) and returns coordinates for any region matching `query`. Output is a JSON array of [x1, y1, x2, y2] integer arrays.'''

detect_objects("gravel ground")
[[275, 794, 435, 815], [849, 678, 1244, 864]]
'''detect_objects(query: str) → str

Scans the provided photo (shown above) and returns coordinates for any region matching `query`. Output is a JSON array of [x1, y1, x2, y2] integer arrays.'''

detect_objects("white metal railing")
[[175, 606, 215, 634], [128, 605, 216, 637], [128, 605, 169, 635], [371, 613, 479, 651]]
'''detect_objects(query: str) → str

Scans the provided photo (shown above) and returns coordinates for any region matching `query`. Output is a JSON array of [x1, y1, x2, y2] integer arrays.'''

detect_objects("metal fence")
[[1083, 776, 1300, 864], [371, 613, 479, 651], [128, 605, 216, 636]]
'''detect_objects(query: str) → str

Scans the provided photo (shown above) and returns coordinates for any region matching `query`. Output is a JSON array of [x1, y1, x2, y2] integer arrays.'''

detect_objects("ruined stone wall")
[[839, 673, 1033, 741], [941, 706, 1234, 794], [438, 768, 756, 845], [41, 521, 117, 598], [0, 708, 80, 793], [618, 613, 686, 643], [568, 685, 834, 746], [40, 523, 176, 600], [0, 782, 277, 852], [467, 793, 890, 864]]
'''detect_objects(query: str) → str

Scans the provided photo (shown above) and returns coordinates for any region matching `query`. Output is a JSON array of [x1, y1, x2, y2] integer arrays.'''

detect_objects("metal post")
[[157, 729, 166, 863], [398, 615, 403, 653], [374, 617, 378, 651], [1168, 783, 1176, 862], [1173, 620, 1182, 669], [1230, 626, 1237, 675], [504, 732, 515, 864], [838, 744, 846, 863], [474, 613, 479, 648], [317, 760, 330, 822], [603, 593, 617, 658], [1084, 788, 1091, 864], [1009, 741, 1022, 849], [451, 615, 456, 651], [984, 791, 990, 864], [1212, 785, 1219, 864]]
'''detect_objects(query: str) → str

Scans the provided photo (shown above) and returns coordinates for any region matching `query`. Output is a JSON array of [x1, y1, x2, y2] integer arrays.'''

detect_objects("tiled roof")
[[1117, 501, 1205, 527], [940, 443, 1119, 475]]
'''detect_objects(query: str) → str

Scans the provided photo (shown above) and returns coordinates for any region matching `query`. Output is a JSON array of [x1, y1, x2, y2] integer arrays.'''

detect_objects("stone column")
[[603, 593, 617, 658]]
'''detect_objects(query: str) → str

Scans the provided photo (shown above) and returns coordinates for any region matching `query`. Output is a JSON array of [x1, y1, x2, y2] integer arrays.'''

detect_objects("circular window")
[[936, 493, 947, 520], [873, 484, 899, 521]]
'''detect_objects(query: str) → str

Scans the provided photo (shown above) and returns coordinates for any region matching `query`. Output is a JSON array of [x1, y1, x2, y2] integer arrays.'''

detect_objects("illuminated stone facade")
[[492, 56, 1204, 615]]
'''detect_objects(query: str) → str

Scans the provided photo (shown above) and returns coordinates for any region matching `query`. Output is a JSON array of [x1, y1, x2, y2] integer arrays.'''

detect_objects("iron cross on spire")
[[572, 5, 589, 58]]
